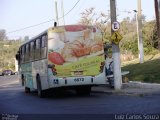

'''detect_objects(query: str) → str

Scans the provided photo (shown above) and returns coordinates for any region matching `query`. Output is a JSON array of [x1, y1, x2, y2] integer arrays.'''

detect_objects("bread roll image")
[[83, 29, 94, 40], [48, 32, 65, 51], [61, 43, 78, 62]]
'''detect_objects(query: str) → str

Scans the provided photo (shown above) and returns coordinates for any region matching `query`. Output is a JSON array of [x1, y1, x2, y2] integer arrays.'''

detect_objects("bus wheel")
[[23, 75, 30, 93], [36, 75, 45, 98], [25, 87, 30, 93], [21, 75, 24, 86], [76, 86, 91, 96]]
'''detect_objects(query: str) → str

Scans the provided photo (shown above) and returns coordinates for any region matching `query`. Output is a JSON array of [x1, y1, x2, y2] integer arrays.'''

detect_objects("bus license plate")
[[74, 78, 84, 82]]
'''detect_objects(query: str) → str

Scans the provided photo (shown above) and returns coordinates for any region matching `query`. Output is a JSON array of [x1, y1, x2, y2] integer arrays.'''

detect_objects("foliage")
[[0, 40, 21, 71], [0, 29, 7, 41], [79, 8, 159, 57], [79, 7, 111, 43], [142, 20, 158, 49], [120, 19, 158, 56]]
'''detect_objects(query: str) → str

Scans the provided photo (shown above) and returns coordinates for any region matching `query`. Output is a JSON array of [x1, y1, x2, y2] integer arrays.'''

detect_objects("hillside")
[[0, 40, 21, 71]]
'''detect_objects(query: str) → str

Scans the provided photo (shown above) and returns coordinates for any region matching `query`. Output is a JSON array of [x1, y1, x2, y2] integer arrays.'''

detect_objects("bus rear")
[[47, 25, 107, 94]]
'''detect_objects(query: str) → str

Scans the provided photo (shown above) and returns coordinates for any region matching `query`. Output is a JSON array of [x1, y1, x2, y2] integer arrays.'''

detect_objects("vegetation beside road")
[[0, 40, 21, 71], [122, 53, 160, 83]]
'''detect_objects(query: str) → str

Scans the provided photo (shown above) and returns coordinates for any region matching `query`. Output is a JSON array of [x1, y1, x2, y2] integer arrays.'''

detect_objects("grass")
[[121, 53, 160, 83]]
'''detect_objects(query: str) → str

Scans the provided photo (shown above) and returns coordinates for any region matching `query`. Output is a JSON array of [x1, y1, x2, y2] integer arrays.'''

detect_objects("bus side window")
[[28, 43, 31, 61], [20, 48, 22, 64], [22, 46, 25, 63], [35, 39, 41, 60], [25, 44, 29, 62], [30, 41, 35, 61], [41, 35, 47, 59], [19, 48, 22, 64], [41, 36, 45, 48], [21, 47, 23, 63]]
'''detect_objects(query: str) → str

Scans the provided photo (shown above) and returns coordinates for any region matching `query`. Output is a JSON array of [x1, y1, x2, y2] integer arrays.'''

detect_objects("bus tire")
[[25, 87, 30, 93], [21, 75, 24, 86], [23, 75, 30, 93], [76, 86, 91, 96], [36, 75, 45, 98]]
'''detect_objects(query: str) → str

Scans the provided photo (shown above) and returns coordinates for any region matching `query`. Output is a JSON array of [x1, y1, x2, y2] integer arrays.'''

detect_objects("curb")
[[91, 88, 156, 96], [92, 89, 147, 96], [123, 81, 160, 89], [91, 82, 160, 96]]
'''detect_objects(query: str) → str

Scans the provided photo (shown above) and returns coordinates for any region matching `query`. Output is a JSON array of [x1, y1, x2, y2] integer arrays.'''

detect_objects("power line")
[[73, 0, 86, 16], [7, 0, 81, 34], [58, 0, 81, 20], [7, 19, 54, 34]]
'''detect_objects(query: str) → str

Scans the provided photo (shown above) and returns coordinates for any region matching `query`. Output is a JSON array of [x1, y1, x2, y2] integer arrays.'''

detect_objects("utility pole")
[[110, 0, 122, 90], [155, 0, 160, 50], [137, 0, 144, 63], [159, 0, 160, 15], [61, 0, 65, 25], [55, 0, 59, 25]]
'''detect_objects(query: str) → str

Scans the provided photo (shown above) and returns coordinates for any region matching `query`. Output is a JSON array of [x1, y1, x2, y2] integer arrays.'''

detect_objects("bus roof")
[[20, 24, 94, 47], [20, 29, 48, 47]]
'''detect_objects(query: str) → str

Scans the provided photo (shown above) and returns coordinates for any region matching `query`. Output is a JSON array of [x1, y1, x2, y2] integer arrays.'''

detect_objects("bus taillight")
[[100, 62, 105, 73], [52, 67, 57, 75]]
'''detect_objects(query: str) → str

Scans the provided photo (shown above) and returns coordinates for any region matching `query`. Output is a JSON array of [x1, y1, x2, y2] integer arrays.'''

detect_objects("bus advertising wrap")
[[48, 25, 104, 77]]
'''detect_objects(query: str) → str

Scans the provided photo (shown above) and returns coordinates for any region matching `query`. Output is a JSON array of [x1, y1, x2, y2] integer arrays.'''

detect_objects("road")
[[0, 75, 160, 120]]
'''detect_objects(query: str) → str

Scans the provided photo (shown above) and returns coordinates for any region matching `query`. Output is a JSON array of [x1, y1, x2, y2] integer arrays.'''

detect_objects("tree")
[[0, 29, 7, 41], [79, 8, 159, 57], [0, 40, 21, 71], [79, 7, 110, 43]]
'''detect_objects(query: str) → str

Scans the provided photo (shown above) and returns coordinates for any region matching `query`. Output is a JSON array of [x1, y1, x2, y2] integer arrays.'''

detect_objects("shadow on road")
[[24, 89, 104, 100]]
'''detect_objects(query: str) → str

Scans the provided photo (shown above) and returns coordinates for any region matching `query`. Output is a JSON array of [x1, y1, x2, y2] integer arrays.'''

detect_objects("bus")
[[16, 25, 108, 97]]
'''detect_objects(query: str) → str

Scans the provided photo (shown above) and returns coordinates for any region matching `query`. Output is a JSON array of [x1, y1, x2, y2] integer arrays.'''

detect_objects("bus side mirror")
[[15, 54, 19, 60], [54, 22, 57, 27]]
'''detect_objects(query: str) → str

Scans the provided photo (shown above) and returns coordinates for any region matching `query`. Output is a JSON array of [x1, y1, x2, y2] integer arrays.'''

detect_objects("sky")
[[0, 0, 155, 39]]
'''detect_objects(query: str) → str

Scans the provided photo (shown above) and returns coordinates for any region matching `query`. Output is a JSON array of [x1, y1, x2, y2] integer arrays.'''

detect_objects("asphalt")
[[92, 81, 160, 96]]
